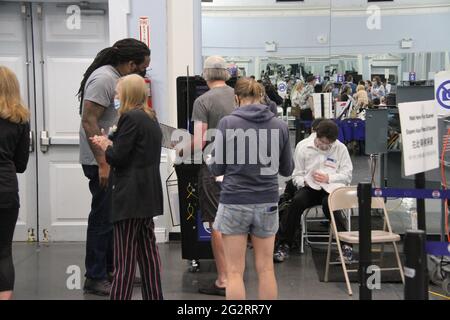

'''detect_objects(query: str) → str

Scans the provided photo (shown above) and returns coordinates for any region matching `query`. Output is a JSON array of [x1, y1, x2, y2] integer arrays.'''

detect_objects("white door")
[[32, 2, 109, 241], [0, 2, 38, 241]]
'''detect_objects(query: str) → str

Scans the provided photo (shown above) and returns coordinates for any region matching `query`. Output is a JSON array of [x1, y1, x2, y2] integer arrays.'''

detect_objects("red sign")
[[139, 16, 150, 48]]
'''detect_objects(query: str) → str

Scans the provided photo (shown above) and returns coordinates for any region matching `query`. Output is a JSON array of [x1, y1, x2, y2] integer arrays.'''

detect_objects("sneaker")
[[273, 244, 290, 263], [83, 278, 111, 296], [198, 282, 226, 296]]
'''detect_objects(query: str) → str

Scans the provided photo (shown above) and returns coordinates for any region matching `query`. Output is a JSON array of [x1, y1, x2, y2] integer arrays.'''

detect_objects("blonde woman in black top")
[[0, 66, 30, 300], [90, 74, 164, 300]]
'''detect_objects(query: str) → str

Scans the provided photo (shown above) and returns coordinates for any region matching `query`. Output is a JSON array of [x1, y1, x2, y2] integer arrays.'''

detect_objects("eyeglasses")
[[315, 137, 332, 151]]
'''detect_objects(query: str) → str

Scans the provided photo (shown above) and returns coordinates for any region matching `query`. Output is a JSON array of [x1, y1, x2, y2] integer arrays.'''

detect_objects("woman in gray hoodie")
[[208, 77, 294, 300]]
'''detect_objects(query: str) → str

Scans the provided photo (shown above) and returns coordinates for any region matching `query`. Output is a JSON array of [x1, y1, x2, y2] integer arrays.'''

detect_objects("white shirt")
[[292, 137, 353, 193], [295, 132, 316, 150]]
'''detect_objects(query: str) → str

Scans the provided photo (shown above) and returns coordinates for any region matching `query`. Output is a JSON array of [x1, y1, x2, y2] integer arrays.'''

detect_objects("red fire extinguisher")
[[144, 77, 152, 109]]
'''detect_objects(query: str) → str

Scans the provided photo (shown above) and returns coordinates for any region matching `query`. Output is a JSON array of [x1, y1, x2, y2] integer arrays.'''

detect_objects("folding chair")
[[300, 205, 330, 254], [324, 186, 405, 296]]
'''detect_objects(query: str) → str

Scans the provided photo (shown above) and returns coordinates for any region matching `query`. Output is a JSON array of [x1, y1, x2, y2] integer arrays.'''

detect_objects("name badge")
[[324, 157, 337, 169]]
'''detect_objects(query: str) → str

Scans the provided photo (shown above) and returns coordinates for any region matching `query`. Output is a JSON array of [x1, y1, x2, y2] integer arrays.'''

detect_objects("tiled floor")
[[11, 241, 447, 300]]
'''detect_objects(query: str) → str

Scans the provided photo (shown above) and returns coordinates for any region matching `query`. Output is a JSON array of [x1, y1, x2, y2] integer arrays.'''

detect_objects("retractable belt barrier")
[[371, 187, 450, 200]]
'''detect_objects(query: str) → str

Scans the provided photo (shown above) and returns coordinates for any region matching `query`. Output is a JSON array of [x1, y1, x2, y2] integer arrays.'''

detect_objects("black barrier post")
[[415, 172, 427, 231], [358, 183, 372, 300], [404, 230, 428, 300], [414, 172, 429, 298]]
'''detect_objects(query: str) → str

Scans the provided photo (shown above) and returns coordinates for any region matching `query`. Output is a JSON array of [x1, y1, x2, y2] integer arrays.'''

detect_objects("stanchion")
[[404, 230, 428, 300], [358, 183, 372, 300]]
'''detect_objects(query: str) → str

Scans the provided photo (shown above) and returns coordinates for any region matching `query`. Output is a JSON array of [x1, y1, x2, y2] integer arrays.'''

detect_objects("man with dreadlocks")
[[78, 38, 150, 296]]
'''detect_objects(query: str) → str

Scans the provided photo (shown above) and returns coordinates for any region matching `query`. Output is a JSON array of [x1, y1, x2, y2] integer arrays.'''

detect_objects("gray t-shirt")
[[191, 85, 235, 131], [79, 65, 121, 165]]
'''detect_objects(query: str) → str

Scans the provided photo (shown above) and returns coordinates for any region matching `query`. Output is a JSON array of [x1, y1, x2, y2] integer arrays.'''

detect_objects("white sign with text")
[[398, 100, 439, 176]]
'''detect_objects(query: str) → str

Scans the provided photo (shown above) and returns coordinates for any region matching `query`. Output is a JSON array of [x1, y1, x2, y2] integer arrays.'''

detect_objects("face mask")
[[114, 98, 121, 110], [137, 69, 147, 78]]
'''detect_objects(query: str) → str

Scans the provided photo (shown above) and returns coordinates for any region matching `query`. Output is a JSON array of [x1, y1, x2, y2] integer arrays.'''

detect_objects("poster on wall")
[[435, 70, 450, 116], [139, 16, 150, 48]]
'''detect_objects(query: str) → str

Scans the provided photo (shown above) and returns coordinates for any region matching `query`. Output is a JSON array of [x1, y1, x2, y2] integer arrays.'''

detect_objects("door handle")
[[40, 130, 50, 153], [29, 131, 35, 153]]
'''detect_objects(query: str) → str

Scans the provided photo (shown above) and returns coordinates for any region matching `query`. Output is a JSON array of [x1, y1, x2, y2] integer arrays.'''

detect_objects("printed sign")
[[409, 72, 416, 82], [139, 16, 150, 48], [435, 71, 450, 114], [337, 74, 344, 83], [398, 100, 439, 176]]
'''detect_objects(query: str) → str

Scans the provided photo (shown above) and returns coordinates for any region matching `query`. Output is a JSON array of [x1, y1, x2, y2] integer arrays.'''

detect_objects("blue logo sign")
[[409, 72, 416, 81], [436, 80, 450, 109], [337, 74, 344, 83], [197, 210, 211, 242], [278, 82, 287, 93], [374, 188, 383, 197], [432, 190, 441, 199]]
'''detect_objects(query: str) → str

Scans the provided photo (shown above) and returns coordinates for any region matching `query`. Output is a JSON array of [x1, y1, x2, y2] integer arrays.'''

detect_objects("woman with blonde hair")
[[290, 80, 304, 109], [354, 84, 369, 109], [0, 66, 30, 300], [90, 74, 163, 300]]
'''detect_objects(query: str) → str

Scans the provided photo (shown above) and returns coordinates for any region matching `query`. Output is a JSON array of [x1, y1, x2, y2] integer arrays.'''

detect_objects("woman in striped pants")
[[91, 74, 164, 300]]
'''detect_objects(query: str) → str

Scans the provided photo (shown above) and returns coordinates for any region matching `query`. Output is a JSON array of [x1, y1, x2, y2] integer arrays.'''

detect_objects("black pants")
[[82, 165, 114, 280], [277, 187, 347, 247], [0, 207, 19, 292], [110, 218, 163, 300]]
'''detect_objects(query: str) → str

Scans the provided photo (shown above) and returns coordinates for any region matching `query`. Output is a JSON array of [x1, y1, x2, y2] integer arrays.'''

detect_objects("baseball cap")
[[203, 55, 227, 69]]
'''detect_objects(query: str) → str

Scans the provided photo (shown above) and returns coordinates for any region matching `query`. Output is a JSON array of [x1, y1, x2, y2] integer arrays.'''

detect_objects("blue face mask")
[[114, 98, 121, 110]]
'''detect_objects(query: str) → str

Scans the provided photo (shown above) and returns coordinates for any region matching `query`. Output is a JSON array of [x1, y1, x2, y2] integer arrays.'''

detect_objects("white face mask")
[[114, 98, 121, 110]]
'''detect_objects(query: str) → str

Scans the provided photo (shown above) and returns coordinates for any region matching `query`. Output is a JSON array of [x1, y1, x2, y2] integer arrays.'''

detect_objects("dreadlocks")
[[77, 38, 150, 114]]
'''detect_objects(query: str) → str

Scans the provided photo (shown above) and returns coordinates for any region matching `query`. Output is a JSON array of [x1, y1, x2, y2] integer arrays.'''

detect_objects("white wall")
[[202, 4, 450, 57], [206, 0, 450, 7]]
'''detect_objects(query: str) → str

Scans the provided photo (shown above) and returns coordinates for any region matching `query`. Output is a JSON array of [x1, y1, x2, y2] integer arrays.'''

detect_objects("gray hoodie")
[[208, 104, 294, 205]]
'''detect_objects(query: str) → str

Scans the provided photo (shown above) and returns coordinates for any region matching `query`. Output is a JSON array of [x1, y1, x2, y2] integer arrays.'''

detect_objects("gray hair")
[[203, 68, 231, 82]]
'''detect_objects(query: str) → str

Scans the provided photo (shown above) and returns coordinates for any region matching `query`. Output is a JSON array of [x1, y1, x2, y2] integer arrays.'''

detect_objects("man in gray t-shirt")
[[191, 56, 234, 297], [192, 86, 235, 133], [79, 65, 120, 165]]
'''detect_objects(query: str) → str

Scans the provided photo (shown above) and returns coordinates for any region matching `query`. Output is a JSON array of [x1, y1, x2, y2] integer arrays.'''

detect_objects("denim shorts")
[[213, 203, 279, 238]]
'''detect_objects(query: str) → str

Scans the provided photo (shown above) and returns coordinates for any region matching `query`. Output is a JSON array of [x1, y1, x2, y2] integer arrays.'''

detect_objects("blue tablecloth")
[[295, 119, 365, 143]]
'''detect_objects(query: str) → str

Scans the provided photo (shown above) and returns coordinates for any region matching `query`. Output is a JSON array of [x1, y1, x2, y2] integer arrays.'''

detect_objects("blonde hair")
[[293, 81, 304, 92], [234, 77, 263, 103], [356, 84, 365, 92], [118, 74, 155, 119], [0, 66, 29, 124]]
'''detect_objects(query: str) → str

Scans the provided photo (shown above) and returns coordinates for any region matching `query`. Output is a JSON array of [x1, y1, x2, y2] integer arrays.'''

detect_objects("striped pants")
[[110, 218, 163, 300]]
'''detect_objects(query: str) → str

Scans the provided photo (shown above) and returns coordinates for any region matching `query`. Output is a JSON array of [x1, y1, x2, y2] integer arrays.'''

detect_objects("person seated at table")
[[274, 120, 353, 263]]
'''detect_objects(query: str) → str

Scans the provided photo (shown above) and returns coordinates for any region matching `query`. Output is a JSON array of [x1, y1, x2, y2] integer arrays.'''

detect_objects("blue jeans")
[[82, 165, 113, 280]]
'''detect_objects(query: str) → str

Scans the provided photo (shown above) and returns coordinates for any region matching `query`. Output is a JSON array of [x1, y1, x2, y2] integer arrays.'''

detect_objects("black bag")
[[276, 180, 298, 245]]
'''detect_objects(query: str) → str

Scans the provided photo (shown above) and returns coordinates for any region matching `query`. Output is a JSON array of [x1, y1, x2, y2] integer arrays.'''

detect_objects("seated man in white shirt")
[[274, 120, 353, 263]]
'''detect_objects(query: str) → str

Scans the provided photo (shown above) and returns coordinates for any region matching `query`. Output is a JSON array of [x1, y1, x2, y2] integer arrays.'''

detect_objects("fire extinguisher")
[[144, 77, 152, 109]]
